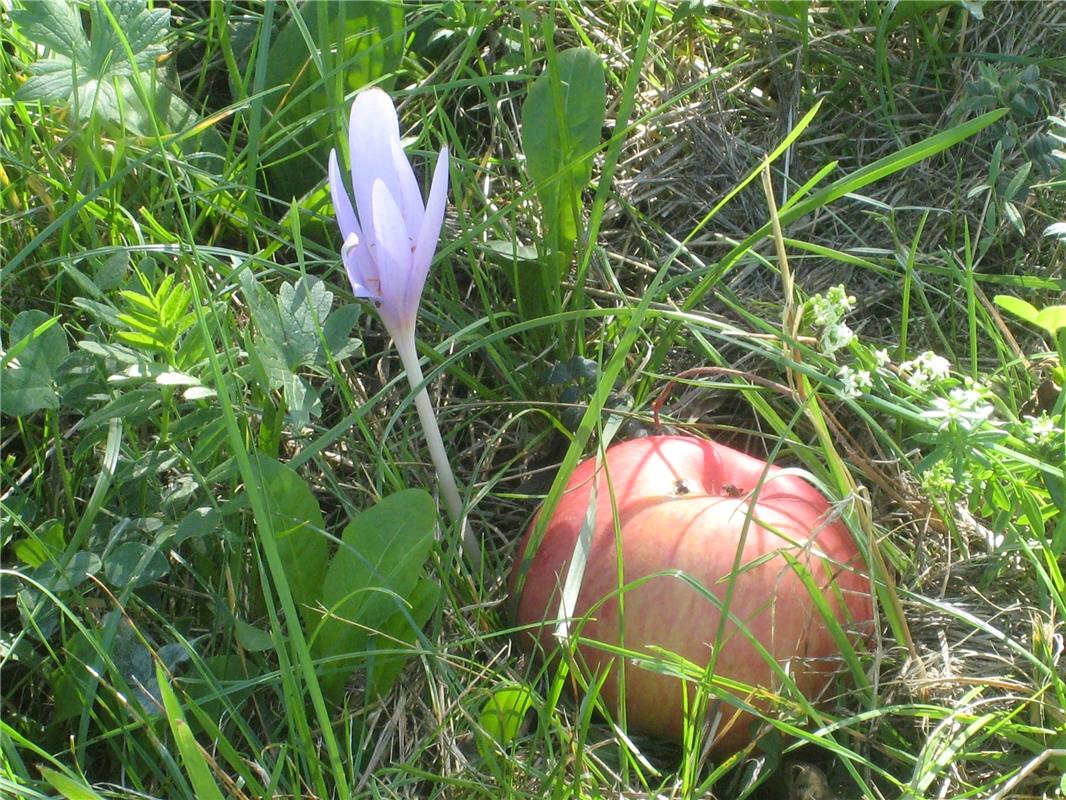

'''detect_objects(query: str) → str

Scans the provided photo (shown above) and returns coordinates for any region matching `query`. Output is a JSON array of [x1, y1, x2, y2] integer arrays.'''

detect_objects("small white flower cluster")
[[837, 365, 872, 398], [1023, 412, 1062, 447], [927, 385, 995, 432], [898, 351, 951, 392], [808, 285, 856, 356]]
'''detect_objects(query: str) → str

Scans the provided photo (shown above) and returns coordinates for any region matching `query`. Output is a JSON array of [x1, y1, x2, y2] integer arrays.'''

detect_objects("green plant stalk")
[[394, 334, 482, 570]]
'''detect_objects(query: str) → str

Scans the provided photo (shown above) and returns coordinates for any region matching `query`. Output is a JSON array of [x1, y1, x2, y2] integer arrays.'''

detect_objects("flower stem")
[[394, 333, 483, 570]]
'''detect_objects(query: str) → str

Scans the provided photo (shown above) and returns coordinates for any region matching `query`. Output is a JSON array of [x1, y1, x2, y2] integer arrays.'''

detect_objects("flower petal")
[[370, 178, 419, 334], [341, 231, 379, 300], [389, 129, 425, 235], [328, 148, 359, 241], [348, 89, 411, 246], [413, 146, 449, 278]]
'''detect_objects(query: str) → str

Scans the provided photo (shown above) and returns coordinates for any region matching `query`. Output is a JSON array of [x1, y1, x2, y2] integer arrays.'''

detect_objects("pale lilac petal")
[[328, 148, 360, 241], [341, 232, 379, 300], [348, 89, 405, 248], [413, 146, 449, 278], [370, 179, 418, 333]]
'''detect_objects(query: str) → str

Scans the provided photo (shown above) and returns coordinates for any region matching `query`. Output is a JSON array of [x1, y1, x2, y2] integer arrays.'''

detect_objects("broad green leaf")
[[521, 47, 606, 247], [1035, 305, 1066, 334], [476, 684, 536, 761], [365, 578, 440, 697], [994, 294, 1040, 324], [12, 0, 170, 126], [174, 507, 220, 543], [0, 366, 59, 416], [104, 541, 170, 589], [277, 276, 333, 368], [319, 303, 362, 362], [313, 489, 437, 698], [251, 456, 329, 627], [31, 551, 102, 594], [5, 309, 68, 374], [234, 619, 275, 652], [110, 614, 162, 713], [12, 520, 65, 567]]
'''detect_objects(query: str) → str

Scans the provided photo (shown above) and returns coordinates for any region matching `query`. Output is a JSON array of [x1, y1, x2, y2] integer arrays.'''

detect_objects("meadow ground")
[[1, 2, 1064, 798]]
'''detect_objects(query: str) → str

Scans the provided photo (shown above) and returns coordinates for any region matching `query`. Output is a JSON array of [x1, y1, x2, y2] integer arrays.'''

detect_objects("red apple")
[[511, 435, 873, 752]]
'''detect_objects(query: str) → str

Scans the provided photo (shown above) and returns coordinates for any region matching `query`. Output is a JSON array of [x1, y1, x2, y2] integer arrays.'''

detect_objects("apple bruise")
[[511, 435, 873, 753]]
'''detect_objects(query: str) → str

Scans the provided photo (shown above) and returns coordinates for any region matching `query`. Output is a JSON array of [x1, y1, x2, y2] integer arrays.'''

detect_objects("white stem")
[[393, 333, 483, 570]]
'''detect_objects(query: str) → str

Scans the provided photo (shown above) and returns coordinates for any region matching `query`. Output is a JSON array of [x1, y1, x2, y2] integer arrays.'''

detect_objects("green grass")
[[2, 1, 1065, 799]]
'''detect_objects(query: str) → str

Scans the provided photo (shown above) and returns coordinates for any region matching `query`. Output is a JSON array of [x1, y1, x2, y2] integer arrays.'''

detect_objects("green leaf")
[[1035, 305, 1066, 334], [277, 276, 333, 368], [521, 47, 606, 247], [174, 507, 220, 544], [234, 619, 275, 652], [39, 767, 106, 800], [12, 520, 65, 567], [32, 551, 102, 594], [1, 310, 68, 416], [264, 1, 404, 198], [251, 456, 329, 627], [13, 0, 170, 127], [6, 309, 68, 374], [996, 295, 1066, 334], [10, 0, 89, 61], [365, 577, 440, 697], [313, 489, 437, 698], [0, 366, 59, 416], [104, 541, 170, 589], [155, 661, 226, 800], [476, 684, 537, 761], [320, 303, 362, 362]]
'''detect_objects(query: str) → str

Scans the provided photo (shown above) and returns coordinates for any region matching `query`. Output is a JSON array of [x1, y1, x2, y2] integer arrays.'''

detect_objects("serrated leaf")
[[277, 276, 333, 368], [281, 372, 322, 426], [320, 303, 361, 362], [15, 64, 76, 105], [100, 0, 170, 70], [10, 0, 89, 61]]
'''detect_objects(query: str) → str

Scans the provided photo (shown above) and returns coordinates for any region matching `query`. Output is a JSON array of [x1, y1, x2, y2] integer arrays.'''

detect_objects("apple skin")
[[511, 435, 873, 753]]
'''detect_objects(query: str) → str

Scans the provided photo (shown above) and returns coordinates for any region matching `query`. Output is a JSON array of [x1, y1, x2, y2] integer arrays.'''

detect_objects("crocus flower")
[[328, 88, 449, 341], [329, 88, 481, 569]]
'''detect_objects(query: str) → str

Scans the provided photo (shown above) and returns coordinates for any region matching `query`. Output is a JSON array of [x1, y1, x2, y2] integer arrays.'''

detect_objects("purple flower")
[[327, 88, 480, 568], [328, 88, 449, 340]]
